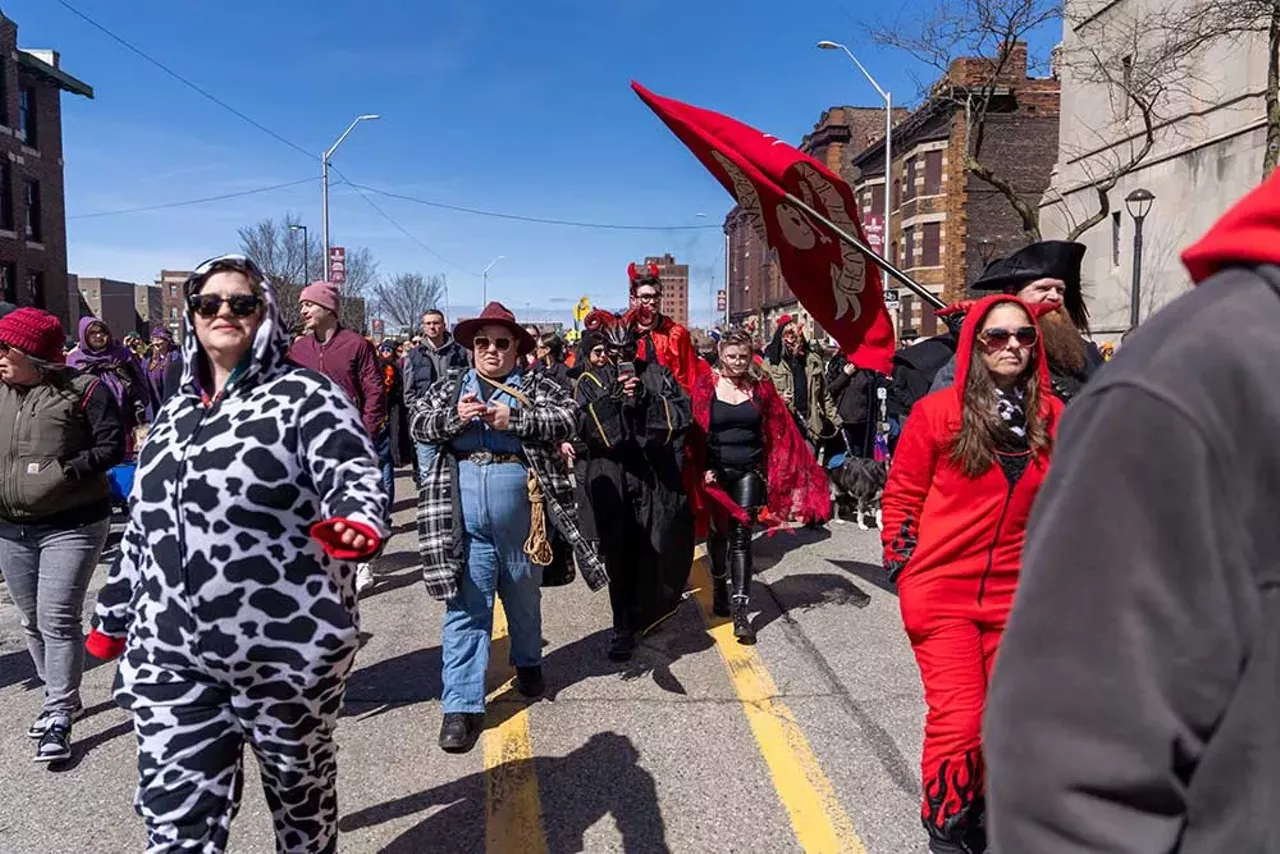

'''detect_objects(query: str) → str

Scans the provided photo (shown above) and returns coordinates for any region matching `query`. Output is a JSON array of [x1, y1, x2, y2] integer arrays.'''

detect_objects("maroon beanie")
[[0, 307, 66, 364], [300, 281, 340, 315]]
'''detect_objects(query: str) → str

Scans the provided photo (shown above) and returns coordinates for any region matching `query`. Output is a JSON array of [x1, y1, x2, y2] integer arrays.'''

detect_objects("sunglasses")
[[635, 292, 660, 302], [589, 346, 606, 357], [979, 326, 1038, 348], [187, 293, 264, 318], [473, 335, 512, 352]]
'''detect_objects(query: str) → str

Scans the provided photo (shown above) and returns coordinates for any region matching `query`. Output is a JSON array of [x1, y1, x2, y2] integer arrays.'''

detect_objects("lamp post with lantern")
[[1125, 188, 1155, 330]]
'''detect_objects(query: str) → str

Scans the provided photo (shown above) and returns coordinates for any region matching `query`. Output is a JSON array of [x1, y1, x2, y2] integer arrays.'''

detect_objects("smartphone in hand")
[[616, 361, 636, 382]]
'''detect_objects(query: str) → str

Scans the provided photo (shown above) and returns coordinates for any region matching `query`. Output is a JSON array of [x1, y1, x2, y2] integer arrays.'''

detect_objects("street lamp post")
[[482, 256, 505, 304], [288, 224, 309, 284], [322, 114, 379, 270], [1125, 188, 1155, 330], [818, 40, 892, 281]]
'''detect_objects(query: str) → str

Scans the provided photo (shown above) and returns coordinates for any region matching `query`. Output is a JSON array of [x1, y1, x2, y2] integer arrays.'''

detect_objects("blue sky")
[[11, 0, 1058, 328]]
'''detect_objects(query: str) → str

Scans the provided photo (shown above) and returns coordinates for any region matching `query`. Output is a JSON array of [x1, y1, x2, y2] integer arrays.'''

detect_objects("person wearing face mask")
[[686, 328, 830, 641], [881, 295, 1064, 854], [572, 308, 694, 661], [0, 308, 125, 763], [87, 255, 388, 853], [931, 242, 1103, 405], [410, 301, 608, 754], [762, 316, 841, 450]]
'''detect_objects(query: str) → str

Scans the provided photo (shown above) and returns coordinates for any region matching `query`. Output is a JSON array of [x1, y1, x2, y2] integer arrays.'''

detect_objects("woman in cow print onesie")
[[87, 255, 389, 854]]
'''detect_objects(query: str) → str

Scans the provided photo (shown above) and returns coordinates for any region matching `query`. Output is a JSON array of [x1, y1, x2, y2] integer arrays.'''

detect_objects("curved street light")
[[322, 114, 380, 266], [482, 255, 505, 304]]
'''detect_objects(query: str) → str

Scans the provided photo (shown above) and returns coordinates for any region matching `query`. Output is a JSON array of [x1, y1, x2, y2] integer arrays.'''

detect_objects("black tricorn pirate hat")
[[972, 240, 1089, 329]]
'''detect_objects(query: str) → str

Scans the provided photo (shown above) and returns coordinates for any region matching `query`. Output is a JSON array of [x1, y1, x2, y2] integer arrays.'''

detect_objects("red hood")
[[952, 294, 1053, 406], [1183, 170, 1280, 283]]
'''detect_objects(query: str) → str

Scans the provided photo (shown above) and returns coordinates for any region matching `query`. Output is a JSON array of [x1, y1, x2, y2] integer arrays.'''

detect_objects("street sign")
[[862, 215, 885, 255], [716, 289, 726, 312], [883, 287, 900, 311], [328, 247, 347, 285], [371, 318, 384, 336], [573, 296, 592, 322]]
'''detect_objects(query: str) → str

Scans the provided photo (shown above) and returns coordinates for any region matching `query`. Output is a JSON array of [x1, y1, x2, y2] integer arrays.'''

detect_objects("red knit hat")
[[0, 307, 67, 364]]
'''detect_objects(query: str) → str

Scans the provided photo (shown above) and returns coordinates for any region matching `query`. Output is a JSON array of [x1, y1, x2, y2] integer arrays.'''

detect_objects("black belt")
[[456, 450, 526, 466]]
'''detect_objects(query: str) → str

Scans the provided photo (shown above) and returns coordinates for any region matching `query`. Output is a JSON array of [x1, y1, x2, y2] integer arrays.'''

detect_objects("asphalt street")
[[0, 472, 927, 853]]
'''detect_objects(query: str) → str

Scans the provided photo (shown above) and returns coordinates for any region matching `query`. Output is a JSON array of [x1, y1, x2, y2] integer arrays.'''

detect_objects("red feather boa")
[[684, 370, 831, 537]]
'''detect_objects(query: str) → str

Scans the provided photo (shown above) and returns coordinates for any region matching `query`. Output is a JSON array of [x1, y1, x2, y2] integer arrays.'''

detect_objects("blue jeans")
[[441, 461, 543, 714], [375, 430, 393, 523], [415, 442, 437, 488]]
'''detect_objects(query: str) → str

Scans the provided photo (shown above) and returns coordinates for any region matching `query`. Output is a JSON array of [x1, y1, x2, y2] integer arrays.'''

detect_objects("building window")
[[0, 163, 11, 231], [1112, 211, 1122, 266], [892, 179, 901, 210], [18, 86, 36, 147], [1121, 55, 1133, 120], [903, 227, 916, 267], [0, 58, 7, 127], [904, 157, 917, 200], [891, 240, 899, 265], [870, 184, 885, 216], [922, 222, 942, 266], [26, 270, 45, 309], [24, 179, 41, 242], [0, 263, 15, 303], [923, 152, 943, 196], [169, 306, 178, 321]]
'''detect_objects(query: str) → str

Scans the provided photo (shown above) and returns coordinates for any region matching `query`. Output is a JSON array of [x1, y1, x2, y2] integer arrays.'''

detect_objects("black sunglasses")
[[473, 335, 512, 352], [979, 326, 1038, 348], [187, 293, 263, 318]]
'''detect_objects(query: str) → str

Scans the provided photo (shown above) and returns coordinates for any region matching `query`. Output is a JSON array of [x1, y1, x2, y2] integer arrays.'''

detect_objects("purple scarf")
[[145, 327, 178, 407], [67, 317, 150, 425]]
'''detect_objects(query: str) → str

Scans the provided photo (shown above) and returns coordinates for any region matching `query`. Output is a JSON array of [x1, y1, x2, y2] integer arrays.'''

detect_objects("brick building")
[[72, 276, 137, 339], [850, 42, 1059, 336], [0, 12, 92, 328], [134, 283, 163, 336], [633, 253, 689, 328], [156, 269, 192, 339], [724, 106, 905, 337]]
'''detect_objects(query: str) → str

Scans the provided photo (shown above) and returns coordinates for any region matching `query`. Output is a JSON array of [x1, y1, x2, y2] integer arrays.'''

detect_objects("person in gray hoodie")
[[985, 172, 1280, 852]]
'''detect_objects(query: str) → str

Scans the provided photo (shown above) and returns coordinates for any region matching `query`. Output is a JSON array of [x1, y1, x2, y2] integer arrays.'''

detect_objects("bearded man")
[[931, 241, 1104, 404]]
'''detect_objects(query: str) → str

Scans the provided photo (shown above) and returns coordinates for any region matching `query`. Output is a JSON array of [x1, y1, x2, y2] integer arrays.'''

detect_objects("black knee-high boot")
[[708, 531, 731, 617], [728, 519, 755, 642]]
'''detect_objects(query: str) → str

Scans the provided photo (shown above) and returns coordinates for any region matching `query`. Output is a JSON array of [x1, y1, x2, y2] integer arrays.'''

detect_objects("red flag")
[[632, 82, 895, 373]]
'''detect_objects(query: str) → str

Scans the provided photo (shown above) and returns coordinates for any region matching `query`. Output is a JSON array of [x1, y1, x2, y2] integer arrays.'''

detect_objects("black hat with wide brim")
[[453, 301, 537, 356], [972, 240, 1086, 293]]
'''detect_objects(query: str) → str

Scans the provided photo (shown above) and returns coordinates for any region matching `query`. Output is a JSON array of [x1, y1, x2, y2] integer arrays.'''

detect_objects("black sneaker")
[[607, 631, 636, 662], [27, 704, 84, 739], [515, 666, 545, 698], [438, 712, 483, 754], [34, 716, 72, 763]]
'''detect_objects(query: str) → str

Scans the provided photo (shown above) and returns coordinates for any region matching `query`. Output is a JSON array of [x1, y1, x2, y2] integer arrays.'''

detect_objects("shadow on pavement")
[[50, 717, 134, 773], [339, 731, 670, 854], [825, 559, 898, 597], [0, 643, 113, 692], [750, 525, 832, 574], [751, 572, 871, 637]]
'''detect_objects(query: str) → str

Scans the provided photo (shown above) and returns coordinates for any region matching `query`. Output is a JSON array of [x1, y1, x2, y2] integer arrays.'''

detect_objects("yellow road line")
[[690, 553, 868, 854], [483, 600, 548, 854]]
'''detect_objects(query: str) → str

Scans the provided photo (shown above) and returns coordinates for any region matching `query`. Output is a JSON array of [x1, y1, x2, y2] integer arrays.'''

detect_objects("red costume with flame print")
[[881, 295, 1064, 850], [628, 262, 710, 393]]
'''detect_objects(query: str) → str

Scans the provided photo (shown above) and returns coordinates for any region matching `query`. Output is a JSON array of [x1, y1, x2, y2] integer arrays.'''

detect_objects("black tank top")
[[709, 397, 762, 469]]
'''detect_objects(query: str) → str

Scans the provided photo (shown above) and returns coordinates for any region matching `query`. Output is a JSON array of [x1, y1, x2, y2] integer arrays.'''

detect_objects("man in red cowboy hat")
[[985, 173, 1280, 852], [627, 262, 709, 393]]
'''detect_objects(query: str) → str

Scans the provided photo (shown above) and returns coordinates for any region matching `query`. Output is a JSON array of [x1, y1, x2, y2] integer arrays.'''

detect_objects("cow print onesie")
[[93, 273, 388, 854]]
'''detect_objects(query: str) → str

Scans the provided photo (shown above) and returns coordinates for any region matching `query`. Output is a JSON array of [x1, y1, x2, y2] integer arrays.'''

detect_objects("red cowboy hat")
[[453, 301, 537, 356]]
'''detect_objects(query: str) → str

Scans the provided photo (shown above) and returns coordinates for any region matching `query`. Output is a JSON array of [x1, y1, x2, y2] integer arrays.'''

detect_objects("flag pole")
[[784, 192, 946, 310]]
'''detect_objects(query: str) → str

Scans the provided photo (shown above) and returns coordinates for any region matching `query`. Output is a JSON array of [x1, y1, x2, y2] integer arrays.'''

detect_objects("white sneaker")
[[355, 563, 376, 595]]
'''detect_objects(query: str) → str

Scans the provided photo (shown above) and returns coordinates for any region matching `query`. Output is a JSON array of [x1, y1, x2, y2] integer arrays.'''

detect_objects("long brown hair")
[[949, 302, 1051, 477]]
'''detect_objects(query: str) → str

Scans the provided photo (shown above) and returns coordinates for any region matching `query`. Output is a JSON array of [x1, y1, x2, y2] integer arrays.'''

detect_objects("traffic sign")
[[884, 288, 900, 311], [328, 247, 347, 285], [716, 289, 726, 312], [573, 296, 592, 323]]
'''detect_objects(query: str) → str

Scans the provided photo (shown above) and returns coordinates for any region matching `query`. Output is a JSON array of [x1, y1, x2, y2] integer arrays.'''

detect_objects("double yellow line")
[[480, 559, 867, 853]]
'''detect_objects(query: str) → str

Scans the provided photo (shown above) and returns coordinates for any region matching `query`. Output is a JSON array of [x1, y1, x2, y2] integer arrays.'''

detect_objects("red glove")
[[86, 629, 126, 661], [310, 518, 382, 560]]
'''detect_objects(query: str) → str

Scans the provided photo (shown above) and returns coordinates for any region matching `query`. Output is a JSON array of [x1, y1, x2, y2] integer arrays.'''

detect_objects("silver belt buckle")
[[470, 450, 494, 466]]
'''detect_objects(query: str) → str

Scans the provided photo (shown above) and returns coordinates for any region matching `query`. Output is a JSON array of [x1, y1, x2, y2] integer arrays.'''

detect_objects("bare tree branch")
[[371, 273, 445, 335]]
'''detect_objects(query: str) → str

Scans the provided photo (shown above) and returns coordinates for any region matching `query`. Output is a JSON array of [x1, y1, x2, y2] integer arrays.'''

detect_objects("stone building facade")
[[0, 12, 92, 329], [1039, 0, 1270, 340]]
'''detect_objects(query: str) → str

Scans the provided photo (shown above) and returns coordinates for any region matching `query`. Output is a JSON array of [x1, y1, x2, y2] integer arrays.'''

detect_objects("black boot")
[[729, 530, 756, 643], [708, 533, 731, 617], [438, 712, 483, 754], [515, 666, 544, 698], [608, 630, 636, 662]]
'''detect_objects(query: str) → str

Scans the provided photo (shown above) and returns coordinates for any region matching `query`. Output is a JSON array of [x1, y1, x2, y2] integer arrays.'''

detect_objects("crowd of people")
[[0, 171, 1276, 852]]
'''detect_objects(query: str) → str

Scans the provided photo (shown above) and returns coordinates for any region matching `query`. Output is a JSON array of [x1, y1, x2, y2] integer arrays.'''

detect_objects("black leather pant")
[[707, 468, 764, 604]]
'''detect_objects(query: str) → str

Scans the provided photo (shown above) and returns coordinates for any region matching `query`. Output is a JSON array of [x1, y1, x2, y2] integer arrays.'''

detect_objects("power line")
[[68, 178, 316, 219], [347, 182, 723, 232], [55, 1, 313, 160]]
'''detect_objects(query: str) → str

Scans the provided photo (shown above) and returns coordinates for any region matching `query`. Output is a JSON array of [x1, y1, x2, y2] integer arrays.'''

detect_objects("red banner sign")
[[716, 288, 727, 312]]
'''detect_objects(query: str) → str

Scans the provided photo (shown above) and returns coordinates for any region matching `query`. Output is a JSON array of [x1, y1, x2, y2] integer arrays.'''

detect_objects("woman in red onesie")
[[881, 294, 1064, 854]]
